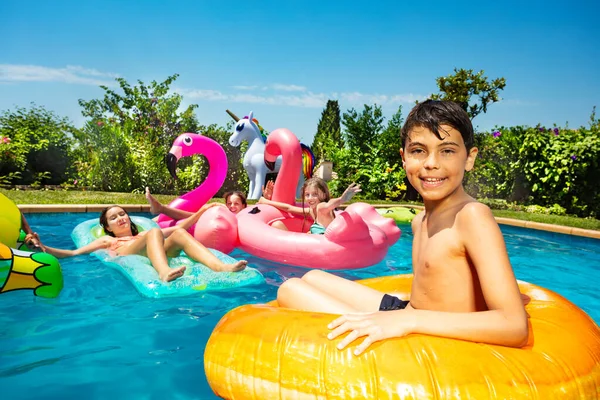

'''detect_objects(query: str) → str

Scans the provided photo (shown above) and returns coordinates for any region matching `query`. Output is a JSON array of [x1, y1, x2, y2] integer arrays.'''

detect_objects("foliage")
[[430, 68, 506, 119], [342, 104, 384, 154], [0, 104, 76, 185], [311, 100, 342, 162], [71, 122, 139, 191], [478, 198, 566, 216], [328, 105, 406, 200], [76, 74, 200, 193], [464, 126, 526, 200], [468, 108, 600, 218], [515, 122, 600, 217]]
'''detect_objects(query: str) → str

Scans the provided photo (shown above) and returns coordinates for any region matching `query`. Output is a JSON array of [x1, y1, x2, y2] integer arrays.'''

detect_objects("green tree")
[[0, 104, 76, 186], [430, 68, 506, 119], [311, 100, 341, 162], [327, 105, 406, 200], [342, 104, 384, 154], [76, 74, 200, 193]]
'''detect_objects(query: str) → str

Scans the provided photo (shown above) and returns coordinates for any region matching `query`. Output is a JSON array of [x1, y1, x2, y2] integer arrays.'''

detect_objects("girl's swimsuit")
[[309, 222, 326, 235], [308, 210, 335, 235]]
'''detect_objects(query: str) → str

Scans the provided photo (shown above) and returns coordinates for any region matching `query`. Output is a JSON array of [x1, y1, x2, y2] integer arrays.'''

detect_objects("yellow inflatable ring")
[[0, 192, 22, 248], [205, 274, 600, 399]]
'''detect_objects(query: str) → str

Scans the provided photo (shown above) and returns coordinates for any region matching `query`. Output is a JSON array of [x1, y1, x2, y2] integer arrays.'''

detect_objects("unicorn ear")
[[248, 111, 254, 121]]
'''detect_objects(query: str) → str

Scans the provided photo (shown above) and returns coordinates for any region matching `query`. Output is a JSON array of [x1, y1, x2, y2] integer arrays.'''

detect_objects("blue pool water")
[[1, 213, 599, 399]]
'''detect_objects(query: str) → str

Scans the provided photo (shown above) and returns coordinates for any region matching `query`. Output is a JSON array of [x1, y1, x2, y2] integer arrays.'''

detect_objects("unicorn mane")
[[242, 116, 267, 143], [300, 143, 315, 179]]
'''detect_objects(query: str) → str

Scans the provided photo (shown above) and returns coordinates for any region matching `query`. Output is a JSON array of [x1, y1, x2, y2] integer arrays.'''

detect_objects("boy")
[[276, 100, 528, 355]]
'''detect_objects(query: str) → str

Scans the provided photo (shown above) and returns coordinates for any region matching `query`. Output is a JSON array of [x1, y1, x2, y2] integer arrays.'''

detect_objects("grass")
[[491, 210, 600, 231], [2, 188, 599, 231]]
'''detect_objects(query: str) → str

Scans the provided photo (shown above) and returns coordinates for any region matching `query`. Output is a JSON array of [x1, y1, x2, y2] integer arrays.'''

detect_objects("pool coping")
[[17, 204, 600, 240]]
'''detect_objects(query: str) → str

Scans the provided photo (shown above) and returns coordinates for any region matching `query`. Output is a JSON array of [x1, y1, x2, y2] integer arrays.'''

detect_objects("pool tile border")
[[17, 204, 600, 240]]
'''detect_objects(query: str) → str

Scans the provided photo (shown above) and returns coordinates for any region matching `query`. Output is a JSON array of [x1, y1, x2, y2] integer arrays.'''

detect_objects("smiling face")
[[226, 194, 246, 214], [101, 206, 133, 237], [303, 185, 327, 209], [400, 124, 478, 204]]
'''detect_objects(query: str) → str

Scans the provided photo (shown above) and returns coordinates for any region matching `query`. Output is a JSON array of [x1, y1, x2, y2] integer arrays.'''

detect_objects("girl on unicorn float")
[[258, 178, 361, 235], [35, 204, 248, 282]]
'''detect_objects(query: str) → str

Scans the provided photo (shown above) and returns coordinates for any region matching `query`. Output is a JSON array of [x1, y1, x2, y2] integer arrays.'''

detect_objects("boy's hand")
[[327, 310, 412, 356], [341, 183, 361, 202]]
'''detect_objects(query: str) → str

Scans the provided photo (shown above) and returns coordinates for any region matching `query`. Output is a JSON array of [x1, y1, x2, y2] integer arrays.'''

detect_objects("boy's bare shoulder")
[[455, 201, 497, 228], [411, 209, 425, 230]]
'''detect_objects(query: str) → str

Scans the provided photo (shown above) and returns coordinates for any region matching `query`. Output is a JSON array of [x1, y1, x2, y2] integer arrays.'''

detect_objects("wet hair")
[[99, 205, 139, 237], [223, 191, 247, 208], [401, 100, 474, 150]]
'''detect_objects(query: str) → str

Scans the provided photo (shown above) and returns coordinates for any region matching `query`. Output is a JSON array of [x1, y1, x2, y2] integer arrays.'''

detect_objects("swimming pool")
[[1, 213, 599, 399]]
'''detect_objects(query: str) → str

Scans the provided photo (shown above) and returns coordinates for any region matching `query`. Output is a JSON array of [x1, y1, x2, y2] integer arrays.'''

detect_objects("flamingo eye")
[[236, 122, 245, 132], [182, 135, 192, 146]]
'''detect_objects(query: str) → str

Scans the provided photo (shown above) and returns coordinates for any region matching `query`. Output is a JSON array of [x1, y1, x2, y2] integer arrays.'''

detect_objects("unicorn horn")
[[226, 109, 240, 122]]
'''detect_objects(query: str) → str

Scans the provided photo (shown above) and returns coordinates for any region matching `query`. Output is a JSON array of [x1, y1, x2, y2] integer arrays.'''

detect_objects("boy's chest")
[[413, 225, 467, 274]]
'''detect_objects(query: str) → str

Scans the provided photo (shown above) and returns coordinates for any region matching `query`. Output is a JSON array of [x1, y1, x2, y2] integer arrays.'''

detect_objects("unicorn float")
[[235, 128, 401, 269], [227, 110, 314, 200], [156, 133, 238, 253]]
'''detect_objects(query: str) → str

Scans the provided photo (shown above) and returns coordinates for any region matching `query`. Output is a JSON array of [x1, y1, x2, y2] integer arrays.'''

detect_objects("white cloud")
[[177, 86, 423, 109], [233, 83, 307, 92], [0, 64, 119, 86], [270, 83, 307, 92], [232, 85, 259, 90]]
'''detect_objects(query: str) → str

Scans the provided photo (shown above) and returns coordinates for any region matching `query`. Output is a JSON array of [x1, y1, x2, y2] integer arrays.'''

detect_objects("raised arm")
[[257, 197, 308, 215], [328, 203, 528, 355], [161, 203, 224, 237], [41, 237, 112, 259], [318, 183, 361, 214]]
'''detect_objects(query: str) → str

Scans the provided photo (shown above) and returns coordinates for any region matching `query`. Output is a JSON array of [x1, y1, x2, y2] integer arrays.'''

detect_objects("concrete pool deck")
[[17, 204, 600, 240]]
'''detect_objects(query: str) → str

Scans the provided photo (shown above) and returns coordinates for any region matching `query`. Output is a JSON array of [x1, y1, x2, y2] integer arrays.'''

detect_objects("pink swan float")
[[158, 133, 238, 253], [236, 128, 401, 270]]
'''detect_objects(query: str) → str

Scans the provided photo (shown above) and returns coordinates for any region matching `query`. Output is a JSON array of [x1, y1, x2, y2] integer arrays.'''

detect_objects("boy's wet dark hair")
[[99, 205, 139, 237], [401, 100, 474, 150]]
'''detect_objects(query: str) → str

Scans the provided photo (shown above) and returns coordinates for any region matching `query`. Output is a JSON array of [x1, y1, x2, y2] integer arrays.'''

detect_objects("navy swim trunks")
[[379, 294, 409, 311]]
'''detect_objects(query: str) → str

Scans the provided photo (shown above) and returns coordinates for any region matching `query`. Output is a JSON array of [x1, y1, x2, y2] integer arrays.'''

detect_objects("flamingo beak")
[[265, 160, 276, 171], [165, 153, 178, 179]]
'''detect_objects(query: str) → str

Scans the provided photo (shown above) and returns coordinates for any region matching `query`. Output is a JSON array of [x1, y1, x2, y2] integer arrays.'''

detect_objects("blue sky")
[[1, 0, 598, 144]]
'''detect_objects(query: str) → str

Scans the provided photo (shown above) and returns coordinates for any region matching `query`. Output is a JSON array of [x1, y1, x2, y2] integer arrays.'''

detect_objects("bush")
[[0, 104, 75, 185]]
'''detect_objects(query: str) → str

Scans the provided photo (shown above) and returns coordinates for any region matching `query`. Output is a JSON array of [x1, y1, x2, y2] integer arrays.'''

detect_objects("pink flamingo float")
[[236, 128, 401, 270], [157, 133, 238, 253]]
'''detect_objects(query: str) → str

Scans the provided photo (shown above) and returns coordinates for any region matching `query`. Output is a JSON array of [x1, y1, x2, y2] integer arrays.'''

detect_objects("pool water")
[[1, 213, 599, 399]]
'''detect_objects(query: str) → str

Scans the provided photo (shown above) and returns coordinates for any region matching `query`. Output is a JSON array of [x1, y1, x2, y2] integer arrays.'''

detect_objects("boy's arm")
[[257, 197, 308, 215], [42, 237, 111, 259], [319, 183, 361, 214], [329, 203, 529, 355]]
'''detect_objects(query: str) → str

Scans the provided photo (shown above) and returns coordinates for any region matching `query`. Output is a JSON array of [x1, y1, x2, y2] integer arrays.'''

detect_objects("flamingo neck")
[[271, 130, 302, 205], [181, 139, 228, 203]]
